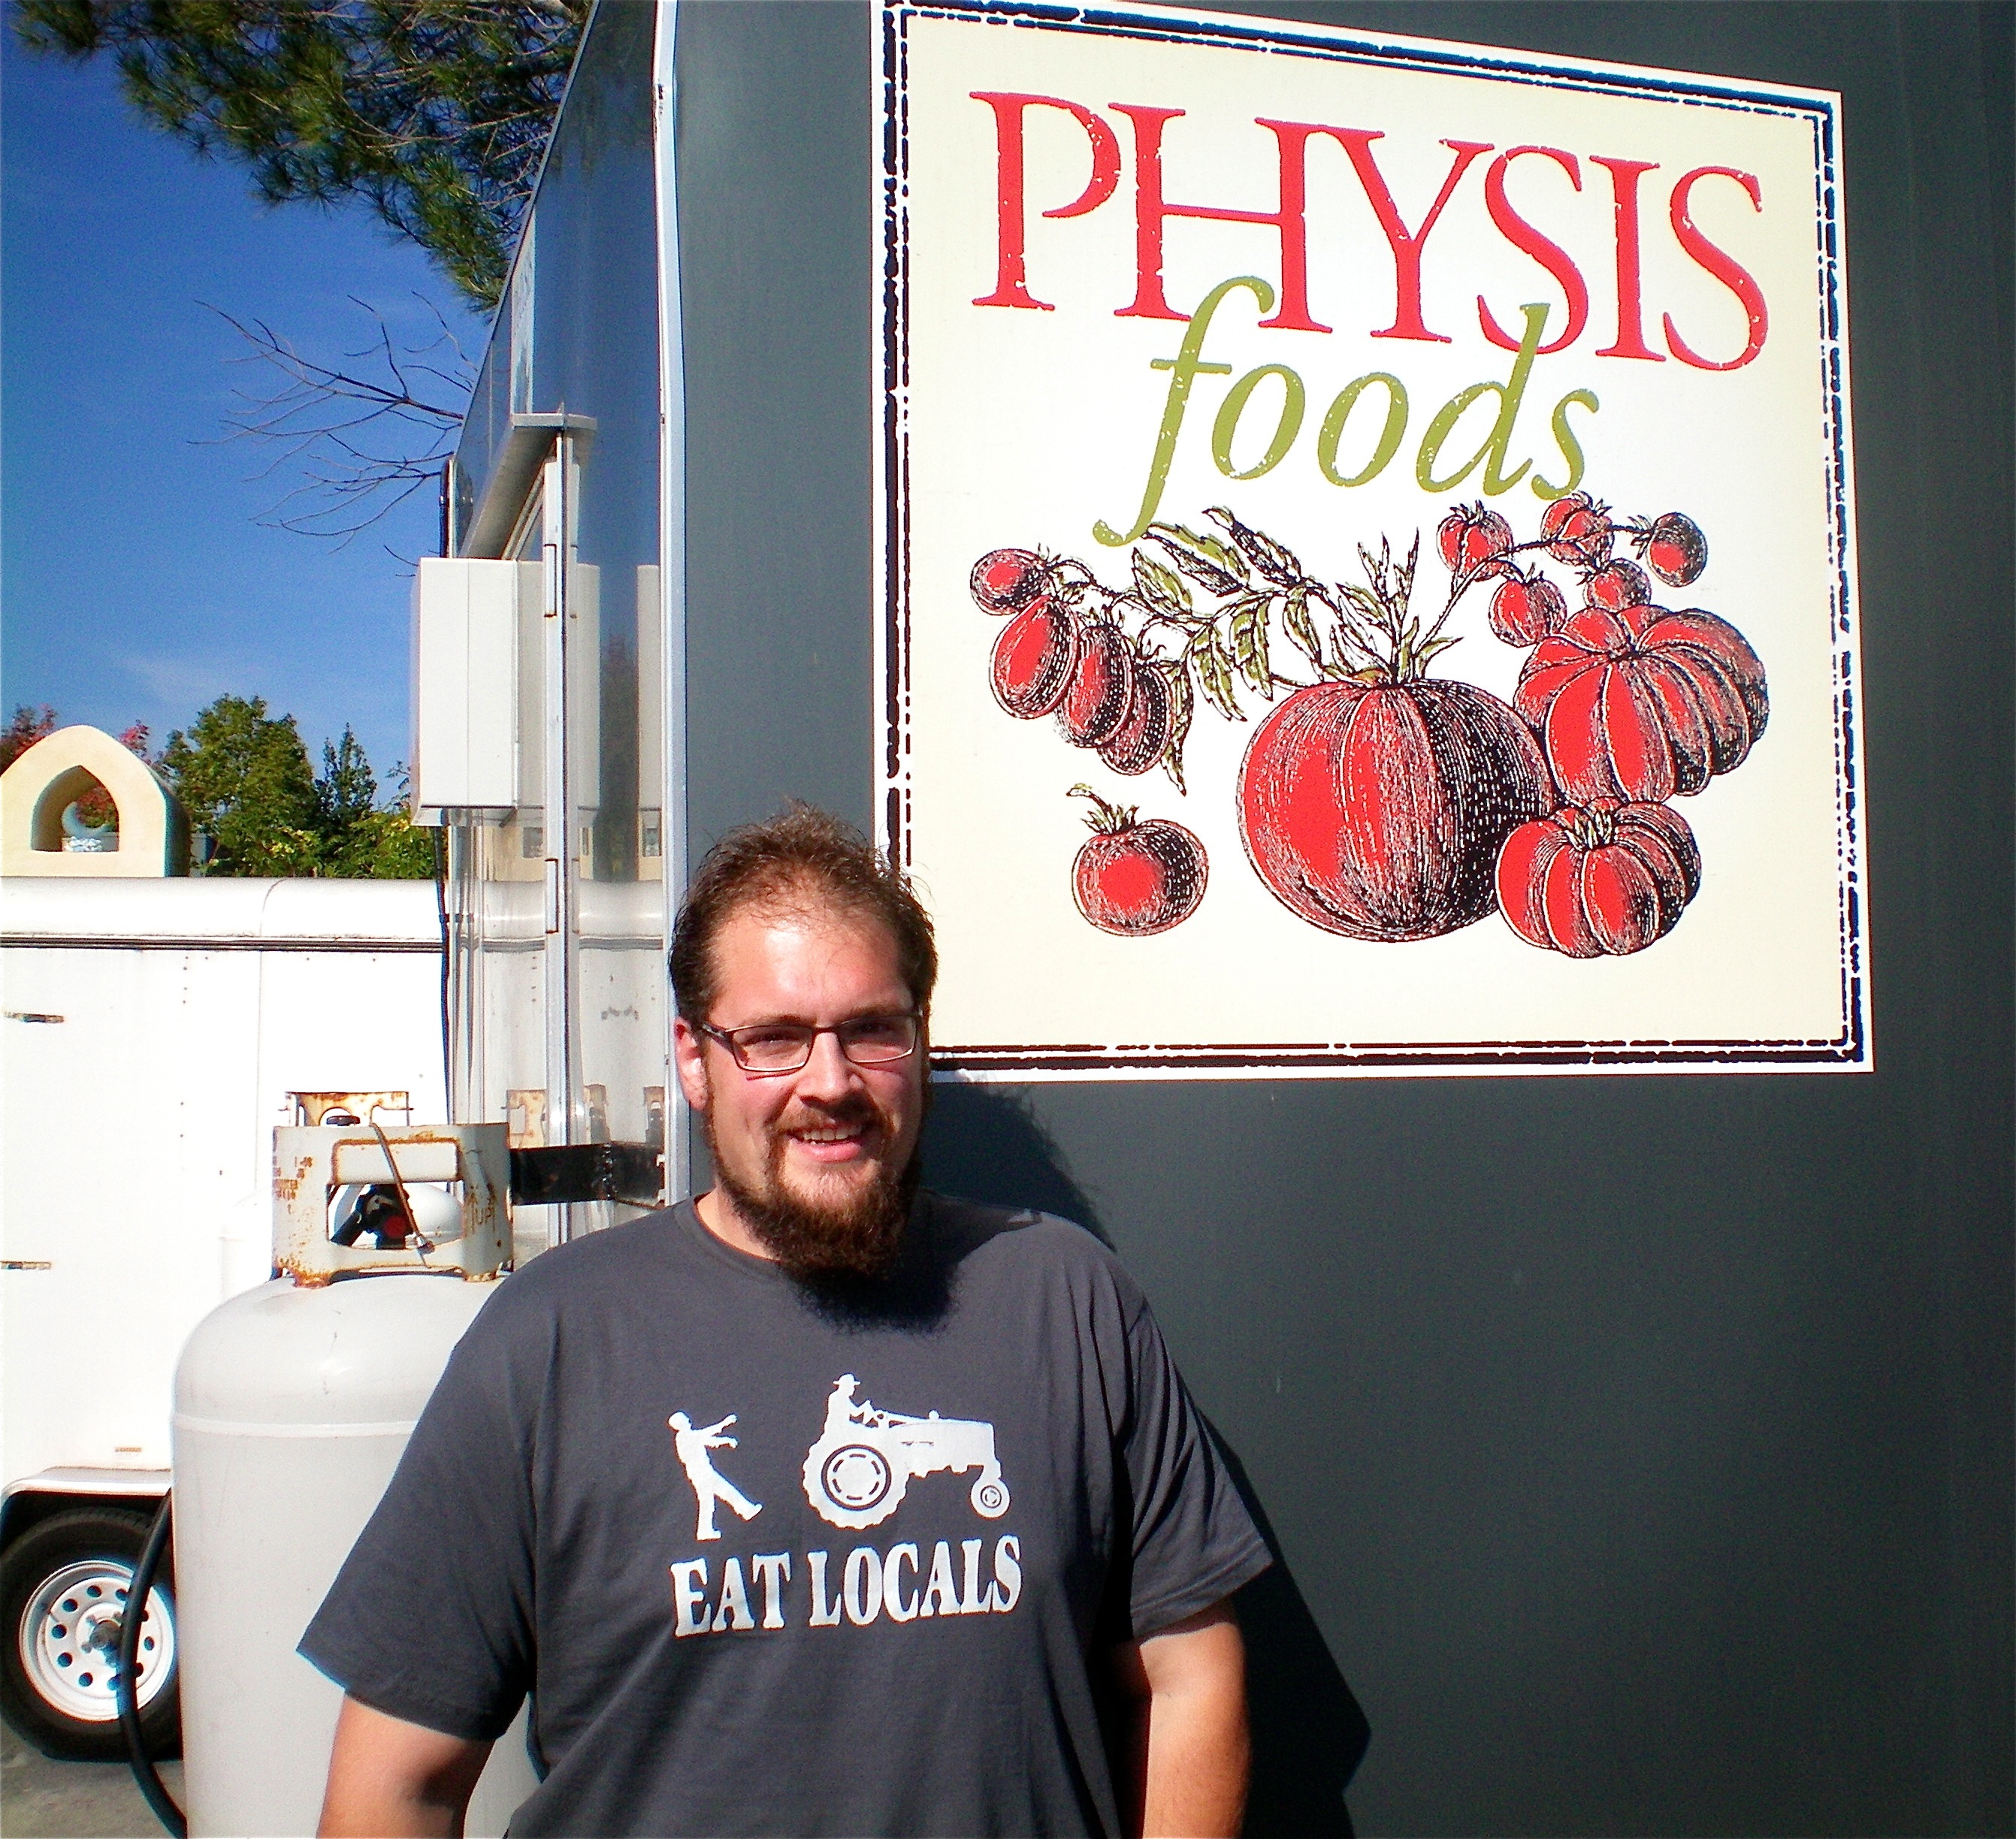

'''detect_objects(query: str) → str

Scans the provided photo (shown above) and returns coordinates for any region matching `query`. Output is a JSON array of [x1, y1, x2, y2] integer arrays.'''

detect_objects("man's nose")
[[793, 1028, 861, 1101]]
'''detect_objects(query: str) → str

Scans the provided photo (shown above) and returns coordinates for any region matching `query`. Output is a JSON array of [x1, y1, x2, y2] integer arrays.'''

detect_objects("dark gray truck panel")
[[674, 5, 2012, 1831]]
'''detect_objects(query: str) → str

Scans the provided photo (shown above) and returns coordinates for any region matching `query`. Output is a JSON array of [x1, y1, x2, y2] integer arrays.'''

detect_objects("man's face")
[[674, 899, 926, 1276]]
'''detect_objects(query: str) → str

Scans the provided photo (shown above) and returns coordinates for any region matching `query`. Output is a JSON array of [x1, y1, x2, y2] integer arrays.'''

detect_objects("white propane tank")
[[172, 1270, 538, 1837]]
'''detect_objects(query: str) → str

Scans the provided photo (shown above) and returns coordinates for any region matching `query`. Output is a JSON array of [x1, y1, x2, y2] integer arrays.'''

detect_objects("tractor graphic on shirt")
[[801, 1374, 1012, 1529]]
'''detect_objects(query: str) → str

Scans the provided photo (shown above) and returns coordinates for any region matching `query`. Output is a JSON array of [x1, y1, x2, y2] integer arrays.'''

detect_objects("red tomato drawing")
[[1582, 560, 1652, 613], [1059, 623, 1136, 747], [1496, 799, 1702, 956], [1238, 679, 1554, 941], [969, 547, 1050, 614], [1515, 600, 1768, 803], [1489, 569, 1567, 646], [1639, 512, 1708, 587], [1539, 490, 1614, 568], [1069, 786, 1207, 935], [990, 596, 1079, 719], [1436, 503, 1515, 578], [1097, 662, 1172, 776]]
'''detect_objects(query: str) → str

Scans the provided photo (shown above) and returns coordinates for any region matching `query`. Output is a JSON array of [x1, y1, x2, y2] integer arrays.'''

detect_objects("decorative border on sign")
[[873, 0, 1869, 1081]]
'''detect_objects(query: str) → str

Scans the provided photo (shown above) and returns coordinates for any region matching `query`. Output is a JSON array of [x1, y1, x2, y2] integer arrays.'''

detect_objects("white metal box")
[[410, 557, 523, 822]]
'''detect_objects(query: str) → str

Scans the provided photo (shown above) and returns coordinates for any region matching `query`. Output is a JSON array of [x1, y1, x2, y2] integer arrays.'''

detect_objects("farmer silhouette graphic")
[[668, 1411, 763, 1542]]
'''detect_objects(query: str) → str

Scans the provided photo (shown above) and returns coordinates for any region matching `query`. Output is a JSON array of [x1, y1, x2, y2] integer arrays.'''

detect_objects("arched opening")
[[29, 765, 120, 853]]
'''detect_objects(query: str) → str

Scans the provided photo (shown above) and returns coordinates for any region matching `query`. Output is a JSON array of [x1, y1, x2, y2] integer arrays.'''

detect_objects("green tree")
[[160, 693, 324, 873], [313, 727, 437, 877], [323, 801, 437, 877], [315, 725, 378, 830], [159, 697, 437, 877], [14, 0, 586, 311]]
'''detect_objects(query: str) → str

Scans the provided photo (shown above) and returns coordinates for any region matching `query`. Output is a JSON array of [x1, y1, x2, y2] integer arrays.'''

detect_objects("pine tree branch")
[[13, 0, 588, 310]]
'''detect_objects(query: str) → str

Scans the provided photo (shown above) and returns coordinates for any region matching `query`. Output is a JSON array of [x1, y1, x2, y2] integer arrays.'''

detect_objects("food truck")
[[401, 5, 2011, 1830]]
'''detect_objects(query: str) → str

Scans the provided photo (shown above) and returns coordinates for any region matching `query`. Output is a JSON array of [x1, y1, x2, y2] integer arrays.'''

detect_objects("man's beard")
[[707, 1112, 919, 1282]]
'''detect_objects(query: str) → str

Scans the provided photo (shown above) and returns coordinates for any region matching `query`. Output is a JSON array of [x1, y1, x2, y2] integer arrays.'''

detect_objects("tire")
[[802, 1438, 908, 1530], [0, 1507, 181, 1762]]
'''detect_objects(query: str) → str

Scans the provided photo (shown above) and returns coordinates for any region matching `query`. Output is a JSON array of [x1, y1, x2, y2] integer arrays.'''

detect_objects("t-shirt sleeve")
[[1114, 1281, 1273, 1639], [297, 1292, 540, 1742]]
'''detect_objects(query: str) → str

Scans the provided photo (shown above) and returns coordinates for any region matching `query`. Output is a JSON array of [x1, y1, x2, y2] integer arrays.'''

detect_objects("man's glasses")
[[697, 1013, 921, 1075]]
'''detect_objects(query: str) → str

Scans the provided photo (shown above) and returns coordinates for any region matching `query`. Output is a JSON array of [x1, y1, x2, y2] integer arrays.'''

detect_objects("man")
[[305, 805, 1269, 1837]]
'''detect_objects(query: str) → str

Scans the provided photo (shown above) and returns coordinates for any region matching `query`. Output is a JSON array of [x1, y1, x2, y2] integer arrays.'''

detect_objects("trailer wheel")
[[0, 1507, 181, 1761]]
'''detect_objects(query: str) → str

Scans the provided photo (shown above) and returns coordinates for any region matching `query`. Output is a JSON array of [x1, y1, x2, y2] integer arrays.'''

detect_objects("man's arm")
[[1114, 1599, 1250, 1838], [318, 1694, 494, 1839]]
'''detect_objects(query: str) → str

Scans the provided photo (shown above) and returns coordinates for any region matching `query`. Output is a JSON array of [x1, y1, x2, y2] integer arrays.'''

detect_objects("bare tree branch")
[[14, 4, 590, 548], [204, 296, 473, 547]]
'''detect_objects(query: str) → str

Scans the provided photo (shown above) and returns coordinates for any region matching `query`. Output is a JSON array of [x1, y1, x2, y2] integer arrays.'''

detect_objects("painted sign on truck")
[[876, 0, 1867, 1079]]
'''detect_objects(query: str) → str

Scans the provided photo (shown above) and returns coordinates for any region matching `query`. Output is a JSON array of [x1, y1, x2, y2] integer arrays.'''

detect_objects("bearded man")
[[304, 805, 1268, 1839]]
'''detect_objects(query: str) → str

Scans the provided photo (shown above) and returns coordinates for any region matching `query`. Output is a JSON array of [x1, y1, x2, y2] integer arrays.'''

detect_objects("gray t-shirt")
[[300, 1194, 1269, 1838]]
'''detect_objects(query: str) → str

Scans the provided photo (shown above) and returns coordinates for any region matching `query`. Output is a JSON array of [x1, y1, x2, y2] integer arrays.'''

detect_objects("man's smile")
[[784, 1118, 878, 1164]]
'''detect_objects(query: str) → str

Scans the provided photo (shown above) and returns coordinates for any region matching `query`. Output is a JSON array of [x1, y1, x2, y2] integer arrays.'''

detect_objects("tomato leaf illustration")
[[1397, 533, 1419, 605], [1280, 584, 1325, 672], [1340, 579, 1383, 622], [1229, 593, 1273, 695], [1206, 506, 1303, 589], [1189, 624, 1243, 721], [1147, 522, 1248, 596], [1132, 551, 1192, 618]]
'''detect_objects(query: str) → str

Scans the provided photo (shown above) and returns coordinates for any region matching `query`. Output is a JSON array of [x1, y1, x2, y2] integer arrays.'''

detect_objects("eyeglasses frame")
[[694, 1012, 924, 1077]]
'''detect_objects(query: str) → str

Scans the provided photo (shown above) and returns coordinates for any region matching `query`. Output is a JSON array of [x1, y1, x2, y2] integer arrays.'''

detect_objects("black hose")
[[117, 1493, 187, 1839]]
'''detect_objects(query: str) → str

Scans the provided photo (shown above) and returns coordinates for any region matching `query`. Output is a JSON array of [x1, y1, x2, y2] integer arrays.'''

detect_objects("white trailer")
[[0, 876, 446, 1759]]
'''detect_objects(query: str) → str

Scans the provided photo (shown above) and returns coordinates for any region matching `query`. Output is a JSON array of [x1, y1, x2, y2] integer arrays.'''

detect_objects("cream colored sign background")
[[878, 2, 1868, 1077]]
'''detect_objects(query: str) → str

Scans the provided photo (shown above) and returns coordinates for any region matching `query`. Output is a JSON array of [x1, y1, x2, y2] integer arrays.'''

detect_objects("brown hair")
[[669, 804, 938, 1023]]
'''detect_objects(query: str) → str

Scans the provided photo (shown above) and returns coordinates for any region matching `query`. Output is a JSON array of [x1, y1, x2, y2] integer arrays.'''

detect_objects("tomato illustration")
[[1097, 661, 1172, 776], [1582, 560, 1652, 613], [1515, 600, 1768, 804], [1497, 799, 1702, 956], [1436, 503, 1514, 578], [969, 548, 1050, 614], [1238, 678, 1554, 941], [969, 495, 1735, 958], [1639, 512, 1709, 587], [1059, 623, 1136, 747], [1068, 787, 1206, 935], [1540, 491, 1614, 568], [990, 596, 1079, 719], [1489, 569, 1567, 646]]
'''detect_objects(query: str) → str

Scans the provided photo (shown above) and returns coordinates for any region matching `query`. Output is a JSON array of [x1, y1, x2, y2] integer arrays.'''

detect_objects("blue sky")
[[2, 32, 489, 779]]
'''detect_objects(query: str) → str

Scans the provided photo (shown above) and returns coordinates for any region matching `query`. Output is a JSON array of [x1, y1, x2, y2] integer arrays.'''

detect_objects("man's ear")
[[673, 1016, 711, 1113]]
